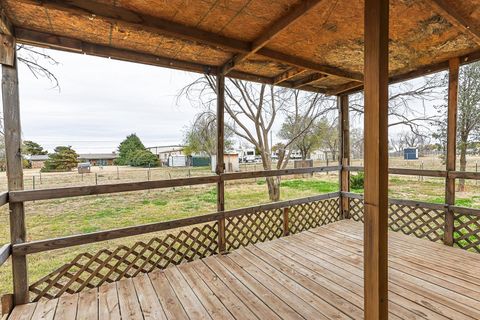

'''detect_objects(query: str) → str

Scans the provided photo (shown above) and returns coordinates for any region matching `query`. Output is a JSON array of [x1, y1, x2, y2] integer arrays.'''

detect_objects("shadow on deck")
[[8, 220, 480, 320]]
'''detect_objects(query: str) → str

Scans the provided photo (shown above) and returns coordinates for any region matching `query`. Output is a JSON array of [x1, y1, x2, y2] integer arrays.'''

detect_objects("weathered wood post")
[[338, 95, 350, 219], [444, 57, 459, 246], [364, 0, 389, 318], [216, 73, 226, 253], [2, 41, 29, 304]]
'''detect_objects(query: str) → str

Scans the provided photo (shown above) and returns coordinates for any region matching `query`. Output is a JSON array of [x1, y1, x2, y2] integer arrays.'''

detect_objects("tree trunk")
[[266, 176, 281, 201], [459, 138, 467, 192]]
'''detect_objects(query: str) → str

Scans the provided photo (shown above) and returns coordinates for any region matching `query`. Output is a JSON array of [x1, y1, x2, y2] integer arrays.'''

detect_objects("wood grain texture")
[[363, 0, 389, 318], [444, 58, 459, 246], [2, 55, 28, 305], [339, 95, 350, 219], [8, 220, 480, 320]]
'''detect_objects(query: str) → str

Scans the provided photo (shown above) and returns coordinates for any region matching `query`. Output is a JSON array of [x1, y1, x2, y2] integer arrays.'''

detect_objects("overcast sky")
[[18, 49, 202, 153]]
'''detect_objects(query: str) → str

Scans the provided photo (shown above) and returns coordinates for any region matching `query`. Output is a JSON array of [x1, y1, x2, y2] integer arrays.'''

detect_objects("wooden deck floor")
[[8, 220, 480, 320]]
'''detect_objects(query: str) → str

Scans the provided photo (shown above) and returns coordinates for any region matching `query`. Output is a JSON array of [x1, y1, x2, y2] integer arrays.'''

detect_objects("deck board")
[[8, 220, 480, 320]]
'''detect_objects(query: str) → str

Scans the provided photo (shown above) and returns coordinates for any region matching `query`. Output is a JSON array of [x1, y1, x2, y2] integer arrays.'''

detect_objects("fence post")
[[32, 176, 35, 190], [283, 207, 290, 236], [116, 166, 120, 180], [2, 50, 29, 304], [95, 172, 98, 185], [39, 172, 42, 184], [444, 58, 459, 246]]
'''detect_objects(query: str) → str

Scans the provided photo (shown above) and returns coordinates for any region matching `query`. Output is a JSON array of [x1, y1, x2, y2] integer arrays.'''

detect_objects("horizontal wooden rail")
[[9, 175, 220, 203], [9, 166, 339, 203], [342, 191, 480, 214], [12, 192, 340, 255], [347, 166, 480, 179], [0, 244, 11, 267], [221, 166, 340, 181]]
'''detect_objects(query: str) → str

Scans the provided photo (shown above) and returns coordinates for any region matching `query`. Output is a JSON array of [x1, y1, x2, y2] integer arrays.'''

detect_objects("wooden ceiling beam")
[[0, 4, 13, 36], [326, 81, 364, 96], [222, 0, 324, 74], [15, 0, 363, 82], [273, 68, 307, 85], [291, 73, 327, 88], [427, 0, 480, 46], [15, 28, 327, 95]]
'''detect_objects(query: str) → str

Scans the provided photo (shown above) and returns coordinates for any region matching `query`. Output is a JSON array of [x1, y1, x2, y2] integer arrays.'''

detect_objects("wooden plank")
[[444, 58, 459, 246], [273, 68, 306, 85], [200, 258, 281, 320], [363, 0, 389, 318], [222, 0, 324, 74], [163, 267, 212, 319], [1, 294, 13, 317], [6, 303, 36, 320], [9, 175, 219, 203], [2, 53, 28, 305], [116, 279, 143, 320], [97, 282, 120, 320], [0, 5, 13, 36], [30, 299, 57, 320], [177, 264, 233, 320], [12, 193, 339, 255], [221, 165, 340, 181], [0, 244, 11, 267], [132, 274, 166, 320], [76, 289, 97, 320], [216, 74, 226, 253], [427, 0, 480, 46], [0, 34, 15, 66], [291, 73, 326, 88], [339, 95, 350, 219], [327, 81, 363, 96], [190, 260, 259, 320], [10, 166, 339, 203], [54, 294, 78, 320], [12, 211, 222, 255], [148, 271, 188, 320]]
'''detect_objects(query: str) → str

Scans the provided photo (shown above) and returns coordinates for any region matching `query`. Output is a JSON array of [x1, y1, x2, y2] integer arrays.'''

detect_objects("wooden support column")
[[363, 0, 389, 318], [444, 58, 459, 246], [2, 54, 29, 304], [338, 95, 350, 219], [216, 73, 226, 253]]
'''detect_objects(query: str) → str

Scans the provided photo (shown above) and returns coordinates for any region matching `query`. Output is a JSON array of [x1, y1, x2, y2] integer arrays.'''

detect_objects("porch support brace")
[[2, 50, 29, 305], [216, 73, 226, 253], [363, 0, 389, 318], [338, 95, 350, 219], [444, 58, 459, 246]]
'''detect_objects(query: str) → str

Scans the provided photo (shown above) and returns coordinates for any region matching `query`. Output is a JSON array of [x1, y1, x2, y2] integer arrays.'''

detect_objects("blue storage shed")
[[403, 148, 418, 160]]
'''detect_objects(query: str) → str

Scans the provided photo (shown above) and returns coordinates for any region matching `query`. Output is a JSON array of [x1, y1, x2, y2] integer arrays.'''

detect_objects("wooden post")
[[338, 95, 350, 219], [2, 55, 29, 304], [363, 0, 389, 318], [444, 57, 459, 246], [282, 207, 289, 236], [216, 73, 226, 253]]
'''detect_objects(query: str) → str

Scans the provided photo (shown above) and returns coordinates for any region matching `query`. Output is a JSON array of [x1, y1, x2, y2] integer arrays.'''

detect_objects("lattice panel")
[[349, 198, 364, 222], [29, 223, 218, 301], [289, 198, 341, 234], [388, 204, 445, 242], [454, 213, 480, 253], [226, 209, 283, 250]]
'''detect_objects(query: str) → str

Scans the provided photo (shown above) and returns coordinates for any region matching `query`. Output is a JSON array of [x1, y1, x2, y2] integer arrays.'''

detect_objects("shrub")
[[129, 149, 159, 167], [350, 172, 364, 190]]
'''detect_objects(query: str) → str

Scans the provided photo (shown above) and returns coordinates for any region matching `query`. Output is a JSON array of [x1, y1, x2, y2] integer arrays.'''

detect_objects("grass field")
[[1, 156, 480, 297]]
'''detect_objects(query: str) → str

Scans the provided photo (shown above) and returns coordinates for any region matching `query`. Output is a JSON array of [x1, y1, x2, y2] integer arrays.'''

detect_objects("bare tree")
[[350, 74, 444, 135], [180, 75, 334, 201], [17, 45, 60, 89]]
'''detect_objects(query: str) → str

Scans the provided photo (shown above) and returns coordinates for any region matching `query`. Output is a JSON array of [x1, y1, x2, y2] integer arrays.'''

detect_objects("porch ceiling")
[[2, 0, 480, 94]]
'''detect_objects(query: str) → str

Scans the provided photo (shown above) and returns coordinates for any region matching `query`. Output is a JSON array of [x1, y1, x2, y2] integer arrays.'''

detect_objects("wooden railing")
[[1, 165, 480, 304]]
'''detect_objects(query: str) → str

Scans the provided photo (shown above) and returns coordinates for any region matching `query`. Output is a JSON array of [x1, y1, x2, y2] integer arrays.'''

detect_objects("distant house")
[[78, 153, 118, 166], [147, 145, 185, 164], [27, 155, 49, 169]]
